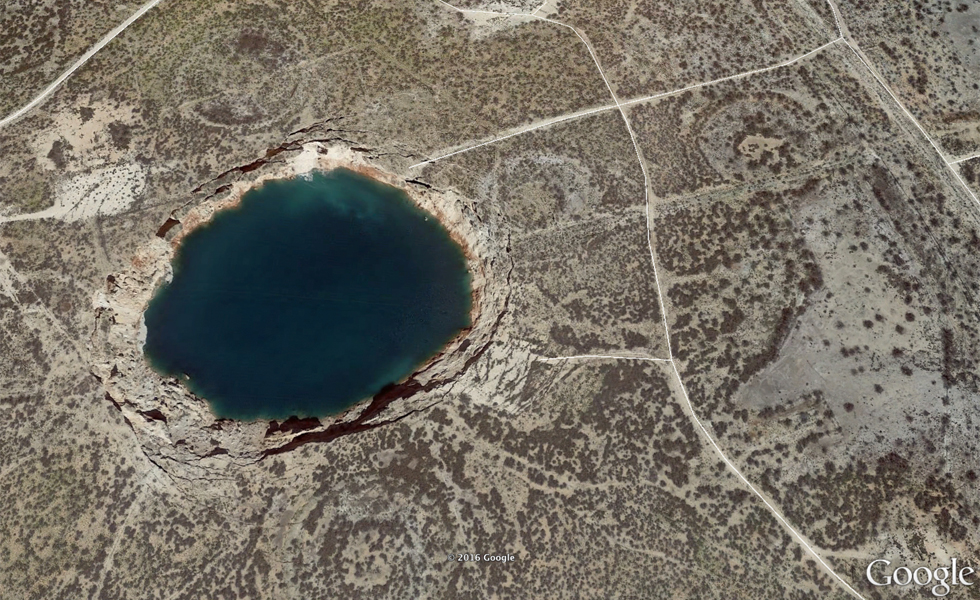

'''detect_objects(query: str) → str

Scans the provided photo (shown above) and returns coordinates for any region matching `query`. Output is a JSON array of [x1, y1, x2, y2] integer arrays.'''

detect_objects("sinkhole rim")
[[140, 167, 479, 422]]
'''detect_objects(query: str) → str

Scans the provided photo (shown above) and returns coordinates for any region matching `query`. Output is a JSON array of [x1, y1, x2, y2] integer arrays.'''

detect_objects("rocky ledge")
[[90, 142, 511, 473]]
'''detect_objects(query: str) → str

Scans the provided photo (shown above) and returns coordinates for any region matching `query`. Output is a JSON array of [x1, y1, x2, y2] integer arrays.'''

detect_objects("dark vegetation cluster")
[[630, 53, 894, 200], [553, 0, 827, 99], [843, 0, 980, 155], [2, 0, 980, 596], [867, 162, 980, 392], [0, 1, 119, 114], [657, 187, 822, 420], [635, 44, 980, 560], [288, 361, 838, 598], [960, 157, 980, 188], [426, 110, 669, 357]]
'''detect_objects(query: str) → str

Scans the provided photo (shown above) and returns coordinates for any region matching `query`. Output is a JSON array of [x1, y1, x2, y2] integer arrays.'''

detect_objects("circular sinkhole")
[[142, 168, 473, 421]]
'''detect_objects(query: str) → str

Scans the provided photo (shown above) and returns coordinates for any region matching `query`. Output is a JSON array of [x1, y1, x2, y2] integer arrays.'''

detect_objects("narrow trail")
[[0, 191, 96, 225], [0, 0, 166, 130], [824, 0, 980, 207], [416, 3, 979, 210], [411, 38, 841, 170], [537, 354, 672, 363], [410, 101, 620, 169], [0, 0, 966, 595], [89, 470, 154, 600], [951, 153, 980, 165], [431, 2, 866, 598]]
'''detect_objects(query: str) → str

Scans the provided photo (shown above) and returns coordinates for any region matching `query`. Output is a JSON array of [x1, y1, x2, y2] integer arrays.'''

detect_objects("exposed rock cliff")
[[91, 142, 511, 474]]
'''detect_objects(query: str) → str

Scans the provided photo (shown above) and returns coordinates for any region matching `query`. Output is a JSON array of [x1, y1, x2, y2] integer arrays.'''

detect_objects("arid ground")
[[1, 0, 979, 598]]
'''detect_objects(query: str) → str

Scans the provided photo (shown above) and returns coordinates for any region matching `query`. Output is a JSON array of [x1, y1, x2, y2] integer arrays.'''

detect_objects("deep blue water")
[[143, 169, 472, 421]]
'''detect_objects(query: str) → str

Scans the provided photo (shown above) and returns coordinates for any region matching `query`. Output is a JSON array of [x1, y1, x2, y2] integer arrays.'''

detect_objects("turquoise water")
[[143, 169, 472, 421]]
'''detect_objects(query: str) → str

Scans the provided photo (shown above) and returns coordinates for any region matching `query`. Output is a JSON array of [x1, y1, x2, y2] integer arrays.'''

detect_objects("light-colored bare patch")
[[1, 163, 146, 224], [432, 2, 537, 40], [31, 96, 138, 170], [737, 134, 785, 160]]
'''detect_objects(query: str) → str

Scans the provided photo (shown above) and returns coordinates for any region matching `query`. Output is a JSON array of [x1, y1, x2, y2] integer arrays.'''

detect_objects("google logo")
[[867, 559, 975, 597]]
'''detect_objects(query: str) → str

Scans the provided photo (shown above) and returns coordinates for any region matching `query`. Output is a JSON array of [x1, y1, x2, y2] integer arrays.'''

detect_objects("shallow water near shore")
[[143, 168, 472, 421]]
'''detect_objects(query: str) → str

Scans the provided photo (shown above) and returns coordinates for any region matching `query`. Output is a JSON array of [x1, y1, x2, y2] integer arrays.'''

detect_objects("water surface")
[[144, 169, 472, 420]]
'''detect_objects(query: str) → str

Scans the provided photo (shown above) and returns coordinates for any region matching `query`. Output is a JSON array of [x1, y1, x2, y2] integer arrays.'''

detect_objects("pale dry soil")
[[0, 0, 979, 599]]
